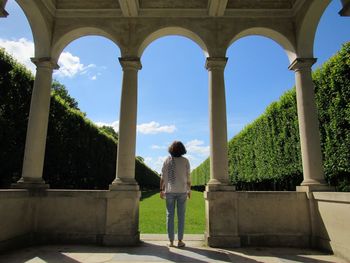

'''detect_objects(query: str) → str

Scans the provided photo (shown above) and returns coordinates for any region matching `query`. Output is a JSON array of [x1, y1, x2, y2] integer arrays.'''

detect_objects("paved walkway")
[[0, 234, 347, 263]]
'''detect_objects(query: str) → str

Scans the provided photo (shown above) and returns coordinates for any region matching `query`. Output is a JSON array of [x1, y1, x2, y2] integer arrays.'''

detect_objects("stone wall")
[[204, 190, 350, 261], [0, 190, 33, 252], [204, 191, 311, 248], [1, 189, 349, 262], [0, 189, 140, 251], [237, 192, 311, 247], [312, 192, 350, 262]]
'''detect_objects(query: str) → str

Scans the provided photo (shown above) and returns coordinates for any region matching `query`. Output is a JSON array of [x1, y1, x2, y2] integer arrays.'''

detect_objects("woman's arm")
[[160, 177, 164, 191], [187, 180, 191, 199], [186, 159, 191, 198], [160, 177, 165, 199]]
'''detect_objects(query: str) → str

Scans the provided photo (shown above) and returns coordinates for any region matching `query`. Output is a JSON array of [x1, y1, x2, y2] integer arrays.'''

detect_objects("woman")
[[160, 141, 191, 248]]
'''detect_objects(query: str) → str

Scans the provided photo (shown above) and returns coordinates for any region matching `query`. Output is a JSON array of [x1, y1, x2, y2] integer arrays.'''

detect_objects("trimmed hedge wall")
[[0, 48, 160, 189], [191, 42, 350, 191]]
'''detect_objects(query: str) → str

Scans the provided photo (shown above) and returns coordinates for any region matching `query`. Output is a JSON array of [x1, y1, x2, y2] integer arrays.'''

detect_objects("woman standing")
[[160, 141, 191, 247]]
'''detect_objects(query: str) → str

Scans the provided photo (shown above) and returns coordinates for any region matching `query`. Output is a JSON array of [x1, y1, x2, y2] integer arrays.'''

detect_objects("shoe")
[[178, 241, 186, 247], [168, 242, 175, 247]]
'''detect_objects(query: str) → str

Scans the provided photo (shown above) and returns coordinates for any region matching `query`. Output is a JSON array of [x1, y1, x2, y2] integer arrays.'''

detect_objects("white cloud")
[[145, 140, 210, 172], [144, 157, 153, 163], [95, 120, 119, 133], [94, 120, 177, 135], [185, 139, 210, 157], [137, 121, 176, 134], [0, 37, 35, 73], [185, 154, 202, 171], [144, 156, 168, 173], [151, 145, 166, 150], [55, 51, 96, 78], [0, 38, 97, 79]]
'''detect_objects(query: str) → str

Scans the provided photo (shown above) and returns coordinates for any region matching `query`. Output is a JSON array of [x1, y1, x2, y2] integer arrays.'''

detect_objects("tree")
[[136, 156, 144, 163], [52, 81, 80, 111], [100, 126, 118, 141]]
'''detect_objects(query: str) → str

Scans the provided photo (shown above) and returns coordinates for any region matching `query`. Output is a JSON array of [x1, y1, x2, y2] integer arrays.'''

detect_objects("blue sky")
[[0, 1, 349, 173]]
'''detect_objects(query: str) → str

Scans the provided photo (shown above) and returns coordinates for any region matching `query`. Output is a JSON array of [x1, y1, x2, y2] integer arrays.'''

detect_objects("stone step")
[[140, 234, 204, 241]]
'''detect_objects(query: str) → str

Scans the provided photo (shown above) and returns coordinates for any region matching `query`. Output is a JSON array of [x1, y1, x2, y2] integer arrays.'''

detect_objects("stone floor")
[[0, 234, 347, 263]]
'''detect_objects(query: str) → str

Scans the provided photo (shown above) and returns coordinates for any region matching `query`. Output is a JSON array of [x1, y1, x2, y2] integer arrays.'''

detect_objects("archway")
[[311, 0, 350, 190], [226, 35, 297, 191], [314, 0, 350, 67], [0, 0, 35, 72], [45, 35, 122, 189], [0, 0, 36, 187], [138, 35, 207, 236]]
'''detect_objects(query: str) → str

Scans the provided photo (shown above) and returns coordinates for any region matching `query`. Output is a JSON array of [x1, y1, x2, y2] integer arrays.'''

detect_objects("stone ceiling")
[[43, 0, 305, 17]]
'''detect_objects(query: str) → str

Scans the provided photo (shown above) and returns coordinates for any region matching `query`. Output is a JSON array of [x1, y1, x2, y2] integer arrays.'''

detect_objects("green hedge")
[[191, 42, 350, 191], [0, 49, 33, 186], [0, 48, 160, 189]]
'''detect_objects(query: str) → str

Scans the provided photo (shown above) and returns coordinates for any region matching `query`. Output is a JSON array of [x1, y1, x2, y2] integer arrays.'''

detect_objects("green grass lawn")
[[139, 190, 205, 234]]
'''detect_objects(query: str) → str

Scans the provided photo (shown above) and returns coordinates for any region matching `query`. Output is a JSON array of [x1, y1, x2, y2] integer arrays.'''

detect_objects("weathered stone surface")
[[0, 189, 141, 250]]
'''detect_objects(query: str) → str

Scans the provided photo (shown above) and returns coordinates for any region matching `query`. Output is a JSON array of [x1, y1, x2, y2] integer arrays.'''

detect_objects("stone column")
[[206, 57, 232, 189], [110, 57, 141, 190], [204, 57, 239, 248], [14, 57, 58, 188], [0, 0, 8, 17], [289, 58, 330, 191]]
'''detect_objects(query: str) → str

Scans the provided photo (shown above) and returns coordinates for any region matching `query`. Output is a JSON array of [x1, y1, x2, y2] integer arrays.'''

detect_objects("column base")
[[103, 232, 140, 246], [205, 232, 241, 248], [206, 183, 236, 192], [109, 178, 139, 191], [297, 185, 334, 192], [204, 188, 240, 248], [12, 178, 49, 189]]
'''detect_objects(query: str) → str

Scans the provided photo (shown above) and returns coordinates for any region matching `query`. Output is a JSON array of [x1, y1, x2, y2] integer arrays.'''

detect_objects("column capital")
[[119, 57, 142, 70], [205, 57, 228, 71], [288, 58, 317, 71], [0, 0, 8, 17], [339, 0, 350, 16], [0, 7, 8, 17], [31, 57, 59, 70]]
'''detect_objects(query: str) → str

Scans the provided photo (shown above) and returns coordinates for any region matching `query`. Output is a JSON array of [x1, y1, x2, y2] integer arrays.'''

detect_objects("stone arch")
[[15, 0, 51, 57], [51, 27, 121, 62], [138, 27, 209, 58], [297, 0, 332, 58], [229, 27, 297, 63]]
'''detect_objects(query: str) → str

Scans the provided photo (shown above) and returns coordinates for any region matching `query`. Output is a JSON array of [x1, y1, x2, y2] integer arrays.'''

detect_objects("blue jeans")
[[165, 193, 187, 241]]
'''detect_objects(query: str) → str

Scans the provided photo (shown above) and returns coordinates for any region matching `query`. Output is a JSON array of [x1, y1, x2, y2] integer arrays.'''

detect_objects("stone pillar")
[[206, 57, 232, 189], [109, 57, 141, 191], [14, 57, 58, 188], [339, 0, 350, 16], [204, 57, 239, 248], [289, 58, 330, 192], [0, 0, 8, 17]]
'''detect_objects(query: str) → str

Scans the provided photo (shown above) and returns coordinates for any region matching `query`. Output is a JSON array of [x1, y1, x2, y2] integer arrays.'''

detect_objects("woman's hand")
[[187, 191, 191, 199], [160, 190, 165, 199]]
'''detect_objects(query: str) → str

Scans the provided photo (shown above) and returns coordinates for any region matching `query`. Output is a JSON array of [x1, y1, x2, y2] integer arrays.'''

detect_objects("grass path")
[[139, 190, 205, 234]]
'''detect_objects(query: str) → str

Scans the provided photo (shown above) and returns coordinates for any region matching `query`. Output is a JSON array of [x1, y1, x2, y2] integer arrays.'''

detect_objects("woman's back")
[[162, 156, 190, 193]]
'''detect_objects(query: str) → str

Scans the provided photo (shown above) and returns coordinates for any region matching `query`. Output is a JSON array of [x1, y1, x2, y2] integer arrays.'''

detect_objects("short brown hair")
[[168, 141, 187, 157]]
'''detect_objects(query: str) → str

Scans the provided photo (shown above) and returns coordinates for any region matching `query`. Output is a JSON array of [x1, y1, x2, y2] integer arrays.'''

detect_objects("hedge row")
[[0, 48, 160, 189], [191, 42, 350, 191]]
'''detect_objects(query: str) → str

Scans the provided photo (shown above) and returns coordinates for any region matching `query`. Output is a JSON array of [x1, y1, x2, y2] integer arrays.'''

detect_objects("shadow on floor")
[[0, 241, 343, 263], [224, 246, 337, 263]]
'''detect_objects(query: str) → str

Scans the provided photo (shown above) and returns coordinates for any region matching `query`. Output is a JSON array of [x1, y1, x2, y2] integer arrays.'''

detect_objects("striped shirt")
[[161, 156, 191, 193]]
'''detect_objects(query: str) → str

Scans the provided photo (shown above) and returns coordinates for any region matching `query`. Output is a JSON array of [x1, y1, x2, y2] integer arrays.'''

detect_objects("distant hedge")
[[191, 42, 350, 191], [0, 48, 160, 189]]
